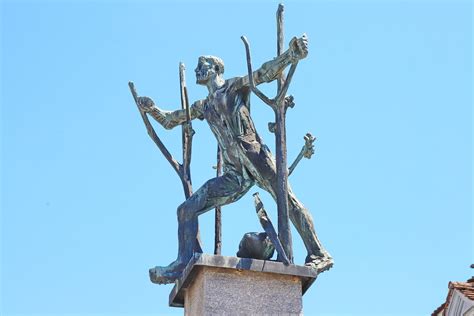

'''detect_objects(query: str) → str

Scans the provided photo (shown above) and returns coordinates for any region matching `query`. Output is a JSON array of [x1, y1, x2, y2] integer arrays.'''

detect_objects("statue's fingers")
[[299, 37, 309, 55], [301, 44, 308, 56]]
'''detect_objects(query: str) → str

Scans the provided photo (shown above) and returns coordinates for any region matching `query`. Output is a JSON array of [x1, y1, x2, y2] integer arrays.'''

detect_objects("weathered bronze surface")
[[253, 192, 289, 265], [129, 4, 333, 285], [237, 232, 275, 261]]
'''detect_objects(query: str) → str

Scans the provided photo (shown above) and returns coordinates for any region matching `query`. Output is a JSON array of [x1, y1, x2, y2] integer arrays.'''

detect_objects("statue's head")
[[195, 55, 225, 85]]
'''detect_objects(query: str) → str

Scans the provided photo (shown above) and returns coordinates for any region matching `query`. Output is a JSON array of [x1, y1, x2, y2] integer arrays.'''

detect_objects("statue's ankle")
[[305, 252, 331, 263]]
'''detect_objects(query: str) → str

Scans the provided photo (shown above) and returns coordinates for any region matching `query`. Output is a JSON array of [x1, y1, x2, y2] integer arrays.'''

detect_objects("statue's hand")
[[137, 96, 155, 112], [289, 34, 308, 62], [303, 133, 316, 159], [137, 96, 172, 129]]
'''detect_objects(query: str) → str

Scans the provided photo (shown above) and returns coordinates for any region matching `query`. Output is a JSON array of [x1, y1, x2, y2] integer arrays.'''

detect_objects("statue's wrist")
[[280, 49, 297, 65], [148, 105, 159, 113], [288, 49, 299, 64]]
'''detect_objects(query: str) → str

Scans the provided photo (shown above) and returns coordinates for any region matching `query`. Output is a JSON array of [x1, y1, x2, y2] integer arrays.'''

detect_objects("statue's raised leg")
[[149, 171, 254, 284], [249, 144, 333, 273], [286, 190, 333, 273]]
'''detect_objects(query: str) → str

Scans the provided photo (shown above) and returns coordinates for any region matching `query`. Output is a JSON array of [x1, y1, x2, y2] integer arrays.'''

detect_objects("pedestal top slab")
[[169, 253, 319, 307]]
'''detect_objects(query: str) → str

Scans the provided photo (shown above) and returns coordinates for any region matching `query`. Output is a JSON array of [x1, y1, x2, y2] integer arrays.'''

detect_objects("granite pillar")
[[169, 254, 318, 315]]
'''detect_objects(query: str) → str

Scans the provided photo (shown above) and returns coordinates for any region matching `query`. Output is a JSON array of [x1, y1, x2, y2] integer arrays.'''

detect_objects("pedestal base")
[[169, 254, 319, 315]]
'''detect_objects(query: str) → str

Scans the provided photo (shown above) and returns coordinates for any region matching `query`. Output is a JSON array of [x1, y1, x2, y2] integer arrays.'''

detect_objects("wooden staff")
[[128, 82, 180, 176], [274, 3, 293, 264], [253, 192, 290, 265], [179, 62, 194, 199], [178, 64, 202, 253], [214, 146, 223, 255], [129, 67, 202, 252]]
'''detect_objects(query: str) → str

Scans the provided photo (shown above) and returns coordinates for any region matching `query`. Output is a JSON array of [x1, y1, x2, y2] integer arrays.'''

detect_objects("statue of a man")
[[138, 35, 332, 284]]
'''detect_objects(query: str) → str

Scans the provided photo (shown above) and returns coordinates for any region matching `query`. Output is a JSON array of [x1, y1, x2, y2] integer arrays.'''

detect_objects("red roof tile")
[[450, 281, 474, 301], [432, 276, 474, 316]]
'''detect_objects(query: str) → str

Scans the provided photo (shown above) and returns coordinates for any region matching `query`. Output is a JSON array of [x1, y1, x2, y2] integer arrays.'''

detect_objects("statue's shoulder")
[[226, 77, 238, 87], [226, 76, 249, 94], [193, 99, 206, 107]]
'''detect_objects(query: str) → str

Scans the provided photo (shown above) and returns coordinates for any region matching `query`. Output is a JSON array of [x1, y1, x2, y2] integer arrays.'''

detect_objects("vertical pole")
[[214, 146, 223, 255], [275, 3, 293, 263], [179, 62, 193, 199], [179, 63, 203, 253], [277, 4, 285, 91]]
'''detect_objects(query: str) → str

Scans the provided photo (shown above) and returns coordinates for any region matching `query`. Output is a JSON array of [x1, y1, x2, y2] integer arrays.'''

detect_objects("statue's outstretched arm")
[[137, 97, 205, 130], [234, 34, 308, 90]]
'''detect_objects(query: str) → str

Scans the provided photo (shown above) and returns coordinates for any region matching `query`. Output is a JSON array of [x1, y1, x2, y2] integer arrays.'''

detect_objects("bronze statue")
[[134, 32, 333, 284]]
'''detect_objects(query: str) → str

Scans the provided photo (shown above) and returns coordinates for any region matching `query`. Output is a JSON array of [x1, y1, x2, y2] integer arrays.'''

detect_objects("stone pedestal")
[[169, 254, 318, 315]]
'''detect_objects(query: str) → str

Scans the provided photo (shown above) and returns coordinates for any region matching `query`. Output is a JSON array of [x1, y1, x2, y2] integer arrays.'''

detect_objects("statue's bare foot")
[[305, 254, 334, 274], [149, 261, 186, 284]]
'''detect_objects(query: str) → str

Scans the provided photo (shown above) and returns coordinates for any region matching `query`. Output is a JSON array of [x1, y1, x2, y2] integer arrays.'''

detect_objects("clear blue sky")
[[1, 0, 472, 315]]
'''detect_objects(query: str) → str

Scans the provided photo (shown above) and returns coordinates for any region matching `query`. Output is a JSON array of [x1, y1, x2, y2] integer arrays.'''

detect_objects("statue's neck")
[[206, 75, 225, 95]]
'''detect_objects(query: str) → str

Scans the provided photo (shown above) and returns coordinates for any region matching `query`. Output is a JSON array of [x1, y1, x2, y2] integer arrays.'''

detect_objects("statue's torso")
[[202, 80, 265, 175]]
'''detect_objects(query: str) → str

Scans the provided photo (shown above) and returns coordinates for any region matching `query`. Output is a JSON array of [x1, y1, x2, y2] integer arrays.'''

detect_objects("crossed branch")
[[240, 3, 298, 264], [241, 4, 318, 264], [128, 63, 203, 253]]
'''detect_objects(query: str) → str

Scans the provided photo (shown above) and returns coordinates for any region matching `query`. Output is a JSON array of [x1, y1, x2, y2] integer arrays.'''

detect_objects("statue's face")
[[195, 59, 215, 85]]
